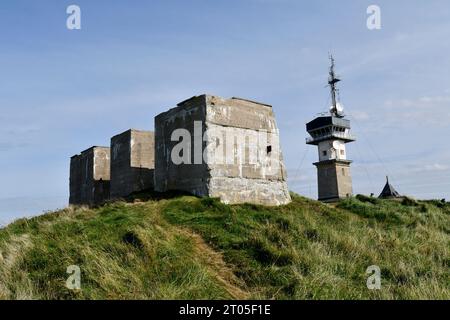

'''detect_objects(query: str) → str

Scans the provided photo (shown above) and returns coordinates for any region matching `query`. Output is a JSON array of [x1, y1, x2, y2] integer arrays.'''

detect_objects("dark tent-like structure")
[[378, 176, 401, 199]]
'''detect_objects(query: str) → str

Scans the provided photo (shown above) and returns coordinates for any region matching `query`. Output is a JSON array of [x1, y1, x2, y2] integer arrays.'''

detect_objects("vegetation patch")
[[0, 193, 448, 300]]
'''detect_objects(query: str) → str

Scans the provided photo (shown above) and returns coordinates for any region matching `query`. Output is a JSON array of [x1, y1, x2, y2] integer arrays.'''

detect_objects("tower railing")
[[306, 132, 356, 144]]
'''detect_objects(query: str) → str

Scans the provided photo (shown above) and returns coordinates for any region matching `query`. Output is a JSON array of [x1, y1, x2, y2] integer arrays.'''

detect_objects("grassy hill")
[[0, 193, 448, 300]]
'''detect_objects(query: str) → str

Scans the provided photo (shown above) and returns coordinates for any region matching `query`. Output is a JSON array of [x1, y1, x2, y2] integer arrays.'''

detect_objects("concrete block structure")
[[154, 94, 291, 206], [69, 146, 111, 205], [110, 129, 155, 198]]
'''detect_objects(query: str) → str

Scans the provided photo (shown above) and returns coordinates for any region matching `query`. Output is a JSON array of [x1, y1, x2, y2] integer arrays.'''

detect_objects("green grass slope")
[[0, 193, 448, 300]]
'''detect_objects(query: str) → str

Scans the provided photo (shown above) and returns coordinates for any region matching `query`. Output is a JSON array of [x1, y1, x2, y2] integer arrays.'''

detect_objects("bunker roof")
[[175, 94, 272, 108], [230, 96, 272, 108], [71, 146, 110, 158], [111, 129, 153, 140]]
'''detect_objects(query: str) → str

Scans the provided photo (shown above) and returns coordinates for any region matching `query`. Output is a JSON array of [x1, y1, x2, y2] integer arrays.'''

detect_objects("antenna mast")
[[328, 54, 341, 117]]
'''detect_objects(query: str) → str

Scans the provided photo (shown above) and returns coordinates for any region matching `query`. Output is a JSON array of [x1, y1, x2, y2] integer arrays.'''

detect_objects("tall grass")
[[0, 193, 448, 300], [0, 202, 244, 299], [163, 194, 449, 299]]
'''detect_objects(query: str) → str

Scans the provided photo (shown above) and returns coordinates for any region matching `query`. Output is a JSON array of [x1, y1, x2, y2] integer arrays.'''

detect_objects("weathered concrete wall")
[[154, 94, 291, 205], [69, 146, 110, 205], [110, 129, 155, 198], [335, 161, 353, 198], [209, 177, 291, 205], [154, 95, 209, 196], [204, 96, 290, 205], [315, 160, 352, 202], [69, 155, 82, 205], [206, 96, 276, 132]]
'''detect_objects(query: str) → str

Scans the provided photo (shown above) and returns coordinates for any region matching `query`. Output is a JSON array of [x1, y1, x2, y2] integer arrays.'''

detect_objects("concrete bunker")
[[154, 94, 291, 206], [69, 146, 110, 205], [110, 129, 155, 199]]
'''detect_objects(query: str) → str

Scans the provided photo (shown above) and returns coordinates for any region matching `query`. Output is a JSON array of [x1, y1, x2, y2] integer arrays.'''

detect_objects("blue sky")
[[1, 0, 450, 225]]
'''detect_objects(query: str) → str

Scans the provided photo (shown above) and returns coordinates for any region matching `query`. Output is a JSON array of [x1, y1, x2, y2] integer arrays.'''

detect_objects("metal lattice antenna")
[[328, 54, 341, 117]]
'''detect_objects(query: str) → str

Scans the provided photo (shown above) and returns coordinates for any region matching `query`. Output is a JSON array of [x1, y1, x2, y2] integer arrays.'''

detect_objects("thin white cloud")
[[421, 163, 449, 172]]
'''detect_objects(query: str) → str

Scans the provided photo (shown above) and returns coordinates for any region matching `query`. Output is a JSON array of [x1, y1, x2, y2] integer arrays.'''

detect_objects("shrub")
[[356, 194, 379, 204], [401, 197, 419, 207]]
